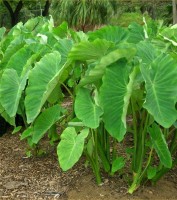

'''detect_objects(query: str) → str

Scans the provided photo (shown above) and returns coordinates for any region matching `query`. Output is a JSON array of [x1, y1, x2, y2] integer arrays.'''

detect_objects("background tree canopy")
[[0, 0, 175, 30]]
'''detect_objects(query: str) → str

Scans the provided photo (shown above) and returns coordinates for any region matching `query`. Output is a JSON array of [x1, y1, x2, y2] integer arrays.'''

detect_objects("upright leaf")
[[0, 69, 28, 117], [6, 45, 33, 76], [128, 22, 145, 43], [141, 54, 177, 127], [137, 41, 157, 65], [75, 88, 103, 129], [1, 35, 25, 69], [54, 38, 73, 65], [100, 60, 136, 141], [25, 51, 65, 123]]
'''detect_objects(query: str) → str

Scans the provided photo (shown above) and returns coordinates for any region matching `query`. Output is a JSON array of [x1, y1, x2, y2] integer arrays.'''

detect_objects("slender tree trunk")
[[42, 0, 51, 17], [1, 14, 5, 27], [172, 0, 177, 24], [3, 0, 23, 27], [151, 0, 156, 20]]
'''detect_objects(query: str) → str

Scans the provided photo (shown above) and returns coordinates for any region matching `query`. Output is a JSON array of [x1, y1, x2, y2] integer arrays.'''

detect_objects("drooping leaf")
[[69, 39, 113, 62], [25, 51, 67, 123], [100, 60, 136, 141], [0, 104, 15, 126], [79, 47, 136, 86], [57, 127, 89, 171], [0, 69, 28, 117], [32, 104, 62, 144], [75, 88, 103, 129], [148, 123, 172, 168], [141, 54, 177, 127]]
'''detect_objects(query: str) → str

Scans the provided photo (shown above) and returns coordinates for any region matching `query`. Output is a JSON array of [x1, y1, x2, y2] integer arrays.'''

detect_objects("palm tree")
[[51, 0, 116, 31]]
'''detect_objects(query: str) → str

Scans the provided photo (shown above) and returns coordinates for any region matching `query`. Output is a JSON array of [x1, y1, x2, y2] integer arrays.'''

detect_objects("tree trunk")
[[172, 0, 177, 24], [151, 0, 156, 20], [3, 0, 23, 27], [42, 0, 51, 17]]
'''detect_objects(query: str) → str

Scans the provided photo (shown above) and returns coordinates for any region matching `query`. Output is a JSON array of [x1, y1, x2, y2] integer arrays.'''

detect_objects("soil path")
[[0, 133, 177, 199]]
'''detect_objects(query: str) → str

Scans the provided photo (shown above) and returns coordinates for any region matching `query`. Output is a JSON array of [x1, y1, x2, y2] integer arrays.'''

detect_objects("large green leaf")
[[53, 21, 68, 38], [128, 22, 145, 43], [79, 47, 136, 86], [54, 38, 73, 65], [24, 17, 48, 34], [75, 88, 103, 129], [141, 54, 177, 127], [100, 60, 136, 141], [69, 39, 113, 62], [0, 35, 25, 69], [88, 26, 129, 45], [6, 45, 33, 76], [32, 104, 62, 144], [25, 51, 66, 123], [148, 123, 172, 168], [160, 25, 177, 46], [0, 69, 28, 117], [57, 127, 89, 171], [137, 41, 157, 65]]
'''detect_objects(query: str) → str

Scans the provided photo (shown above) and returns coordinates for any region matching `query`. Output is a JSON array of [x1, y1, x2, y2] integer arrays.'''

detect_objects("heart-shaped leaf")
[[57, 127, 89, 171]]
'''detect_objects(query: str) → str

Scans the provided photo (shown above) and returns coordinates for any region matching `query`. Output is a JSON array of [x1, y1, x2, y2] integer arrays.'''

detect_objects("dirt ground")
[[0, 132, 177, 200]]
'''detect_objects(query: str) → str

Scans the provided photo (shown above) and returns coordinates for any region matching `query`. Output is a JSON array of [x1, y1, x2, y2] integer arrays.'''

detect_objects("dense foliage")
[[0, 16, 177, 193]]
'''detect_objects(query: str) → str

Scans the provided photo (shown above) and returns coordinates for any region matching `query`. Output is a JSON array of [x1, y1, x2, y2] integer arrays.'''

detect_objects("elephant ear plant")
[[0, 17, 177, 194], [0, 17, 73, 154], [57, 23, 177, 193]]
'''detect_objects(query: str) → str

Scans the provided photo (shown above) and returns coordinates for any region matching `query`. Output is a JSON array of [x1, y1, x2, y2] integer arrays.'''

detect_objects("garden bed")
[[0, 132, 177, 200]]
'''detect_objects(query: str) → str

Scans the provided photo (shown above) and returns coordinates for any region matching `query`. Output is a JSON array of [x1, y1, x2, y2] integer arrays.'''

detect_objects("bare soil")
[[0, 132, 177, 200]]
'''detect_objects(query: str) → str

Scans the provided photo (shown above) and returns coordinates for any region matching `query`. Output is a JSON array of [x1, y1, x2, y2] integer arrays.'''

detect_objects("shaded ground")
[[0, 132, 177, 200]]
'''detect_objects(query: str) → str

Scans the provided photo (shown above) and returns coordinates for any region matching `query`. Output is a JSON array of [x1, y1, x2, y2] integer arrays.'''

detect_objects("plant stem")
[[128, 111, 149, 194], [60, 82, 74, 99], [170, 130, 177, 153], [19, 103, 28, 128], [139, 147, 153, 181], [112, 139, 117, 163], [131, 98, 138, 172], [84, 150, 102, 184], [89, 129, 102, 185]]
